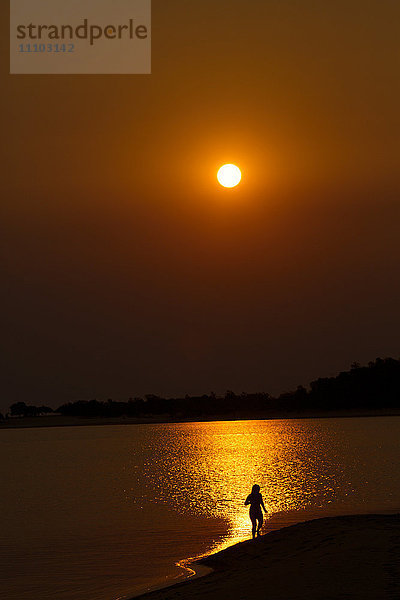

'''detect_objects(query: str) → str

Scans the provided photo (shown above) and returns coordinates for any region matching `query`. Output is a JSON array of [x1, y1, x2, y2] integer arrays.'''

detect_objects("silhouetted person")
[[245, 484, 267, 538]]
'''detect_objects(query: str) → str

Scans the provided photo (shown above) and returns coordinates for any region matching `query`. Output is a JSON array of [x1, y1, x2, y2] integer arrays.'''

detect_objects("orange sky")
[[1, 1, 400, 408]]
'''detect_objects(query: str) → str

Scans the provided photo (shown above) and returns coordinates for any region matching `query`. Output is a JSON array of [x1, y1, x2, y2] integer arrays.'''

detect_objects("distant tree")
[[38, 406, 53, 414], [58, 399, 106, 417], [144, 394, 168, 415], [25, 405, 39, 417], [127, 397, 145, 417], [10, 402, 29, 417], [290, 385, 309, 411], [307, 357, 400, 410], [9, 402, 50, 417]]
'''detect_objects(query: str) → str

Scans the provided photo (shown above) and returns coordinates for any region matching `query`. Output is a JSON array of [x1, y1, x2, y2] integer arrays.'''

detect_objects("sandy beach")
[[133, 514, 400, 600]]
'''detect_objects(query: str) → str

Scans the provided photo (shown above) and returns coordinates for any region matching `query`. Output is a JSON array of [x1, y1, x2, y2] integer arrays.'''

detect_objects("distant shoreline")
[[131, 513, 400, 600], [1, 408, 400, 429]]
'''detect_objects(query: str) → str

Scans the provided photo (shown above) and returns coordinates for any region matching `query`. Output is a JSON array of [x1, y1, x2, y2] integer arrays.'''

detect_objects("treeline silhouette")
[[6, 402, 53, 418], [6, 357, 400, 420]]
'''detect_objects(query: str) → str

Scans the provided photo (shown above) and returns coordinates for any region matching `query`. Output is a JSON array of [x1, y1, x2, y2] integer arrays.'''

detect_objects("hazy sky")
[[1, 1, 400, 410]]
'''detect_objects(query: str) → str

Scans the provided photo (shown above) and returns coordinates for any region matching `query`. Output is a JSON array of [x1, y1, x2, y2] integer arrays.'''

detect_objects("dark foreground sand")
[[134, 514, 400, 600]]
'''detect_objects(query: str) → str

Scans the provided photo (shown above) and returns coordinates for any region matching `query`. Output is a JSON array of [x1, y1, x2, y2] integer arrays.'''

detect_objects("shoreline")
[[1, 409, 400, 430], [131, 513, 400, 600]]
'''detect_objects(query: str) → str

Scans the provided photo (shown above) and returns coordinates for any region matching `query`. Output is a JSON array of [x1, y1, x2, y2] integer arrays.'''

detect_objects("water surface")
[[1, 417, 399, 599]]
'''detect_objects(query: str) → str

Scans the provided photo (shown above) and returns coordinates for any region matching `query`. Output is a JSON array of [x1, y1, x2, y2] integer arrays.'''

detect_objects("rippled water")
[[135, 418, 400, 550], [1, 417, 399, 599]]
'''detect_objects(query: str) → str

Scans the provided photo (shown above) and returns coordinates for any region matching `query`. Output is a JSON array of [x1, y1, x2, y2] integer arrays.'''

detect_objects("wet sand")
[[133, 514, 400, 600]]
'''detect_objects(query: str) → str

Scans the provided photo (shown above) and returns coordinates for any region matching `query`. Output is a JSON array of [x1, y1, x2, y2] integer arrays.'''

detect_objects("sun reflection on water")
[[135, 420, 345, 554]]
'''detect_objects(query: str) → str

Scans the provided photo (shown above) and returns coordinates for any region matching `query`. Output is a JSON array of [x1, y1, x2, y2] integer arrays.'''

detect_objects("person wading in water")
[[245, 484, 267, 538]]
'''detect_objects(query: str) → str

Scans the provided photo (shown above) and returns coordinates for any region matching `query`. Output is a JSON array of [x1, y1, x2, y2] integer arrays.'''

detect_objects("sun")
[[217, 164, 242, 188]]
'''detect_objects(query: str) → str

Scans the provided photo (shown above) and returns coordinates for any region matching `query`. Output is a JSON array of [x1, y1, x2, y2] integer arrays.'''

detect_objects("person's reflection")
[[245, 484, 267, 538]]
